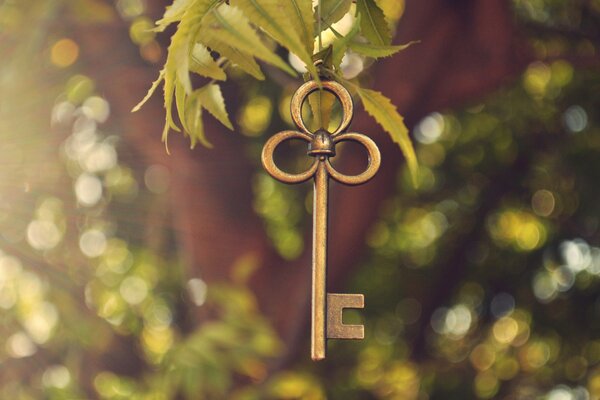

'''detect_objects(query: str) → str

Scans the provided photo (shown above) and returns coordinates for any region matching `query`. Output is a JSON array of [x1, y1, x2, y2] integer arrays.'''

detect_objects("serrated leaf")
[[196, 83, 233, 130], [356, 87, 418, 184], [185, 92, 211, 148], [288, 0, 314, 55], [173, 39, 192, 95], [190, 44, 226, 80], [331, 14, 360, 68], [316, 0, 351, 30], [166, 0, 219, 93], [199, 4, 295, 76], [356, 0, 391, 46], [162, 0, 219, 142], [132, 69, 164, 112], [155, 0, 194, 32], [348, 40, 419, 58], [230, 0, 318, 80], [162, 76, 177, 144], [210, 43, 265, 80], [175, 79, 188, 133], [177, 83, 231, 148]]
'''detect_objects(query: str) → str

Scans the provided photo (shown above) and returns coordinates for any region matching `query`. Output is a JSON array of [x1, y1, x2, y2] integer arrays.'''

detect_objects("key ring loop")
[[325, 133, 381, 185], [263, 80, 380, 186], [261, 130, 319, 184], [290, 80, 354, 135]]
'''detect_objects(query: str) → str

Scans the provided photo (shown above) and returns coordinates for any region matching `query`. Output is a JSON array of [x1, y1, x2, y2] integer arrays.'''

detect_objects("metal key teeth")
[[326, 293, 364, 339]]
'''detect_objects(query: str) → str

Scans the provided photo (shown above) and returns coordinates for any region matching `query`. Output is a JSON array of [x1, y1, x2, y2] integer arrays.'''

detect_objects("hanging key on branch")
[[261, 80, 381, 360]]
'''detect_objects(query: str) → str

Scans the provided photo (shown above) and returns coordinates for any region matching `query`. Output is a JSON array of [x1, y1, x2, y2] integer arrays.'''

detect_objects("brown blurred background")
[[1, 0, 600, 398]]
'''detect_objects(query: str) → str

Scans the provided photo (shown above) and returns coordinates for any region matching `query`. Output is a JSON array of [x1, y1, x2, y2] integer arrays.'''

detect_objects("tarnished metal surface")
[[290, 80, 354, 135], [261, 80, 380, 360], [326, 293, 365, 339]]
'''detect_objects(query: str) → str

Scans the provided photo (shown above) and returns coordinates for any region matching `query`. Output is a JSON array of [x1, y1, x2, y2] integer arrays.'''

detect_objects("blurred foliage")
[[0, 0, 600, 399]]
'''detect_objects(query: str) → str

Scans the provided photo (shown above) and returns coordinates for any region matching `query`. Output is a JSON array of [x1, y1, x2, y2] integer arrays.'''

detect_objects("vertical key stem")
[[312, 159, 328, 360]]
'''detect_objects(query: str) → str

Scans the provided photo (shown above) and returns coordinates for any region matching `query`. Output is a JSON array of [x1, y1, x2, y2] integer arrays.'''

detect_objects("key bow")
[[261, 80, 381, 185]]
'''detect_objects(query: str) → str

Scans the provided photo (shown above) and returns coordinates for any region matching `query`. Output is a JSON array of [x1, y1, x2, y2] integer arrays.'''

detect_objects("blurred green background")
[[1, 0, 600, 399]]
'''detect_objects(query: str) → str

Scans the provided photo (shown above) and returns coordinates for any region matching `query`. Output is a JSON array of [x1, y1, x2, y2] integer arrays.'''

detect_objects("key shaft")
[[311, 160, 328, 360]]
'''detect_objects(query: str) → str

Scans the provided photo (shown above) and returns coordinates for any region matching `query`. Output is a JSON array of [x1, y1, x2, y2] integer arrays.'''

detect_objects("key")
[[261, 80, 381, 360]]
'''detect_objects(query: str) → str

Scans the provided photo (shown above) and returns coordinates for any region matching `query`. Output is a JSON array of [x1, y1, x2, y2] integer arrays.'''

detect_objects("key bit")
[[326, 293, 364, 339]]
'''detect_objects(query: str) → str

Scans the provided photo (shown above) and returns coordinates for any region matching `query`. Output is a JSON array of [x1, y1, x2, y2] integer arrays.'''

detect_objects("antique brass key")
[[261, 80, 381, 360]]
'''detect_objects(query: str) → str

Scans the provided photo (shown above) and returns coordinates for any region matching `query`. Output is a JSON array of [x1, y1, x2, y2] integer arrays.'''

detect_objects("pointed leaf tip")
[[197, 83, 233, 131], [132, 70, 165, 112], [357, 88, 419, 186]]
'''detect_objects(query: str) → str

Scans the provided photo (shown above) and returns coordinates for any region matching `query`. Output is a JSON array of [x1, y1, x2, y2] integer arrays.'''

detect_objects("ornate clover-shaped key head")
[[261, 80, 381, 186]]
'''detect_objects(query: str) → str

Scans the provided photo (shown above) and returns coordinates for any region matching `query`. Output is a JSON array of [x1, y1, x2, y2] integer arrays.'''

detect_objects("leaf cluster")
[[134, 0, 418, 180]]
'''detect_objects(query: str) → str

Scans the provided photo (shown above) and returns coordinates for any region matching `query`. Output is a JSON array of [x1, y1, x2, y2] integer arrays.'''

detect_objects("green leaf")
[[211, 43, 265, 80], [175, 79, 188, 133], [331, 14, 360, 68], [230, 0, 318, 80], [308, 17, 357, 130], [316, 0, 351, 30], [155, 0, 194, 32], [131, 69, 164, 112], [190, 44, 226, 81], [196, 83, 233, 130], [162, 76, 177, 144], [348, 40, 419, 59], [199, 4, 296, 76], [308, 88, 336, 131], [288, 0, 315, 55], [185, 90, 211, 148], [162, 0, 220, 142], [356, 87, 418, 184], [356, 0, 391, 46], [166, 0, 219, 93]]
